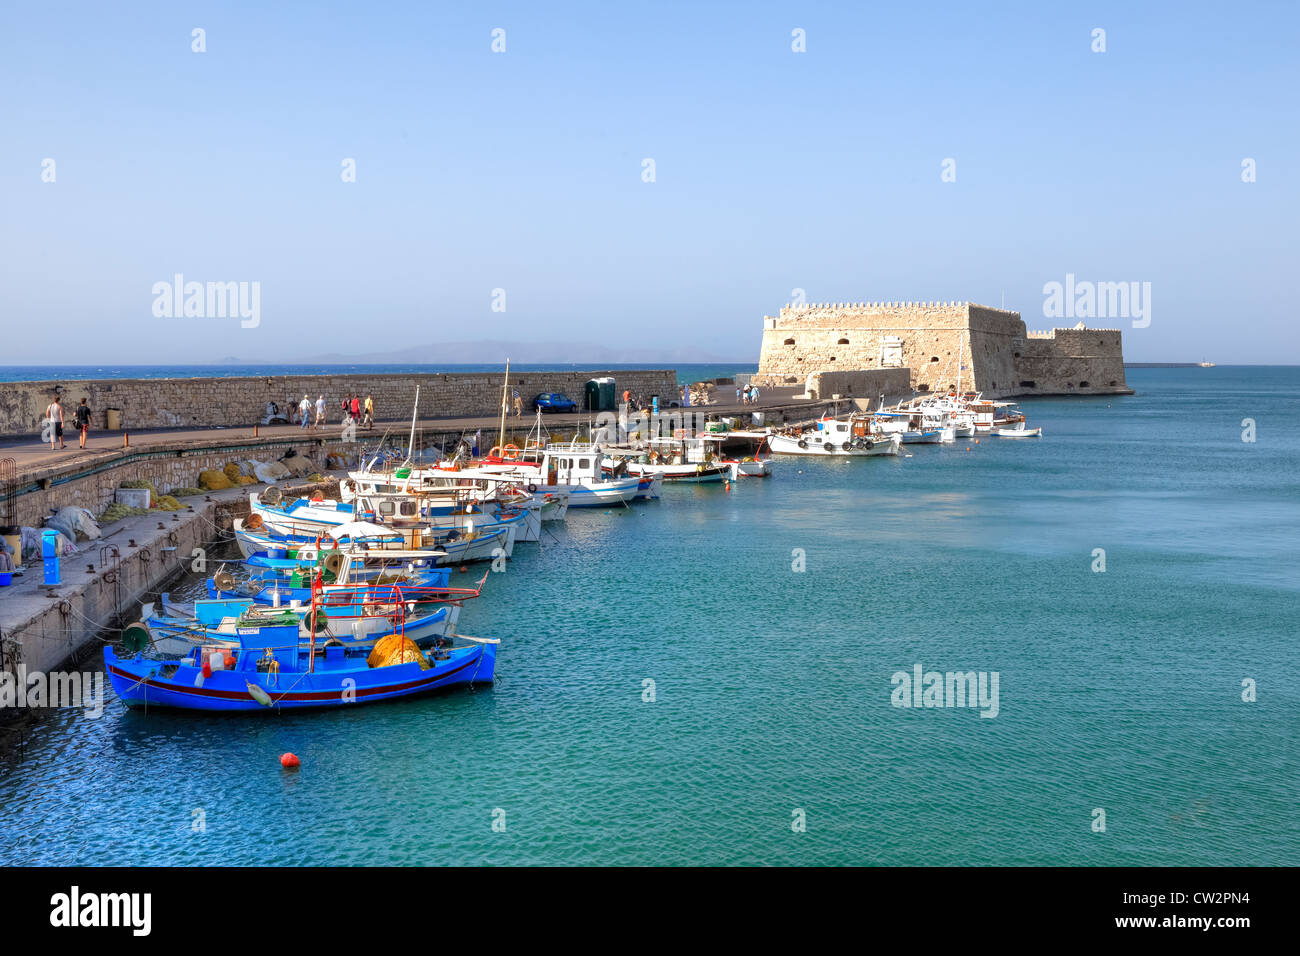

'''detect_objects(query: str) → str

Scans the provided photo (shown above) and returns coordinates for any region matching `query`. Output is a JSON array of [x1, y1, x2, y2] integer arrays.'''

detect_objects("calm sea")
[[1, 366, 1296, 865], [0, 364, 757, 389]]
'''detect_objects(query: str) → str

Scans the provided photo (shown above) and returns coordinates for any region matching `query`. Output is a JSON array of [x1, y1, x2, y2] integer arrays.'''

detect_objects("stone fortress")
[[754, 300, 1131, 400]]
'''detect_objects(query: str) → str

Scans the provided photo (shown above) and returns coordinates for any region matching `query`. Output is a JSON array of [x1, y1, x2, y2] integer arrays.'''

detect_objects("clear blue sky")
[[2, 1, 1296, 364]]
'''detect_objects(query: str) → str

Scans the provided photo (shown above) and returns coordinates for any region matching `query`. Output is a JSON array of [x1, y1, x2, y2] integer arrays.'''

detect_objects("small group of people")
[[736, 383, 761, 405], [296, 392, 375, 430], [41, 394, 92, 451]]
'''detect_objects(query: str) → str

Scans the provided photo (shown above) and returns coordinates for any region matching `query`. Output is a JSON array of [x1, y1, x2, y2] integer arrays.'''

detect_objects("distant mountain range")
[[285, 340, 739, 365]]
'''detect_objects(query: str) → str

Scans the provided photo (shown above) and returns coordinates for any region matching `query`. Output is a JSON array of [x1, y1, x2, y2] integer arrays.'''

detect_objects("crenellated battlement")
[[756, 299, 1131, 398]]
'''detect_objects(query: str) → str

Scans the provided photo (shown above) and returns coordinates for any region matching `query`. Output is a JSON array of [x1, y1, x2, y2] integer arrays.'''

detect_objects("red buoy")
[[458, 566, 468, 573], [280, 753, 300, 769]]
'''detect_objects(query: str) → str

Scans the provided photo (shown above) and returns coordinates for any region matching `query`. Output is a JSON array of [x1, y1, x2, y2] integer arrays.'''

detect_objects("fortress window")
[[1019, 381, 1036, 389], [1013, 351, 1021, 358], [783, 338, 795, 346], [1079, 381, 1089, 388], [1109, 380, 1117, 387], [829, 356, 836, 361], [837, 337, 850, 345], [929, 356, 939, 363]]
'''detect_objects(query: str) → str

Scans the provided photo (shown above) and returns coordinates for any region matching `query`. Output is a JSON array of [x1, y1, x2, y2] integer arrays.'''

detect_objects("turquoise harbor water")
[[1, 367, 1296, 866]]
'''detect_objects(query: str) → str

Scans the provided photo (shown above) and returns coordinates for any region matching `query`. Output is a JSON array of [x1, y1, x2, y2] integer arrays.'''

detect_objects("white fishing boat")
[[766, 418, 902, 457], [995, 423, 1042, 438], [601, 435, 731, 483], [470, 443, 648, 508], [723, 456, 773, 478]]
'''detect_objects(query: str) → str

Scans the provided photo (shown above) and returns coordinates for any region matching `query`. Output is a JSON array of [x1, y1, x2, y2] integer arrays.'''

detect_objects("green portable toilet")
[[595, 377, 616, 411], [584, 379, 601, 411]]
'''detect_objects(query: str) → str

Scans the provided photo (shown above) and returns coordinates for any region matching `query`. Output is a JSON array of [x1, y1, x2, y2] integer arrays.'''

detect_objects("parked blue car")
[[533, 392, 578, 413]]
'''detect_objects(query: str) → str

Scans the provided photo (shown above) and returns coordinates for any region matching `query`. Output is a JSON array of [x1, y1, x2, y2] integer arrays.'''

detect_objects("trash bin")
[[41, 529, 61, 585], [106, 407, 122, 430]]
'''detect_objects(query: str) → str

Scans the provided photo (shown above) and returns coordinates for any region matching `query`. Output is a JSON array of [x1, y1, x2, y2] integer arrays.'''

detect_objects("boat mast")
[[406, 385, 420, 463], [498, 358, 511, 451], [956, 329, 964, 397]]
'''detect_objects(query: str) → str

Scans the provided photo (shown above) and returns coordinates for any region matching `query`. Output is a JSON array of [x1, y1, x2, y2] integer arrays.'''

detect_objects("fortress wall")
[[0, 369, 678, 438], [801, 368, 913, 401], [966, 305, 1026, 395], [1014, 328, 1128, 394], [758, 301, 1017, 395], [757, 301, 970, 391], [756, 300, 1130, 398]]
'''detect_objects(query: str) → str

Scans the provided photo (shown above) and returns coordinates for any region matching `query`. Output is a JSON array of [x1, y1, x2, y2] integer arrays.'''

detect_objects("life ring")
[[316, 533, 336, 552], [487, 446, 502, 458], [527, 483, 538, 493], [503, 443, 520, 459]]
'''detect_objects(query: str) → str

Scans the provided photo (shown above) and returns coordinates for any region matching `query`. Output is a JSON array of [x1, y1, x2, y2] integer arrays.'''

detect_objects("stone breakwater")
[[0, 369, 678, 437]]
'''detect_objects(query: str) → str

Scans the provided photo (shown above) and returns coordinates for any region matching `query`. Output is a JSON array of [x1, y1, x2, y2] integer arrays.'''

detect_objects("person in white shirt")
[[44, 396, 66, 450], [315, 395, 326, 430], [299, 394, 311, 430]]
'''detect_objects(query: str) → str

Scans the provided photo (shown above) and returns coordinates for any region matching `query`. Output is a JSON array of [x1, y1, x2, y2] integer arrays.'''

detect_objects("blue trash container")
[[41, 529, 61, 586]]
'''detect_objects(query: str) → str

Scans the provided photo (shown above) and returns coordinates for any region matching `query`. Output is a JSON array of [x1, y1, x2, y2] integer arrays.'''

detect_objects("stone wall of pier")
[[0, 369, 678, 438], [10, 438, 354, 529]]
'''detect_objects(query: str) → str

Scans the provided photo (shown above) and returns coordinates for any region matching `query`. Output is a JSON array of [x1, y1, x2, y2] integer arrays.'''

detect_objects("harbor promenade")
[[0, 386, 844, 483]]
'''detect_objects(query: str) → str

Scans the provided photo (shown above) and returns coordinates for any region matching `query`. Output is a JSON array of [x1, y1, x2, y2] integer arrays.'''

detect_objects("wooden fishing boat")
[[995, 424, 1042, 438], [767, 419, 901, 457], [105, 622, 497, 712]]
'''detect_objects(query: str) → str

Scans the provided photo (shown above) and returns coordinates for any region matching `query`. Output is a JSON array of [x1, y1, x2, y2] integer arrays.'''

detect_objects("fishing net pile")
[[366, 634, 429, 670]]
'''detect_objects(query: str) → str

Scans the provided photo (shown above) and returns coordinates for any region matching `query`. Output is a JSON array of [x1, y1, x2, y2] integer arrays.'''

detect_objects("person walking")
[[350, 394, 361, 423], [299, 393, 311, 429], [74, 397, 92, 449], [315, 394, 326, 430], [341, 394, 351, 423], [363, 393, 374, 429], [513, 389, 522, 418], [44, 394, 66, 450]]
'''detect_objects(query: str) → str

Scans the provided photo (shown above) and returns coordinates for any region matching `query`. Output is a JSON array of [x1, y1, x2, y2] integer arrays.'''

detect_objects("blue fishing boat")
[[105, 618, 497, 712], [146, 575, 485, 649]]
